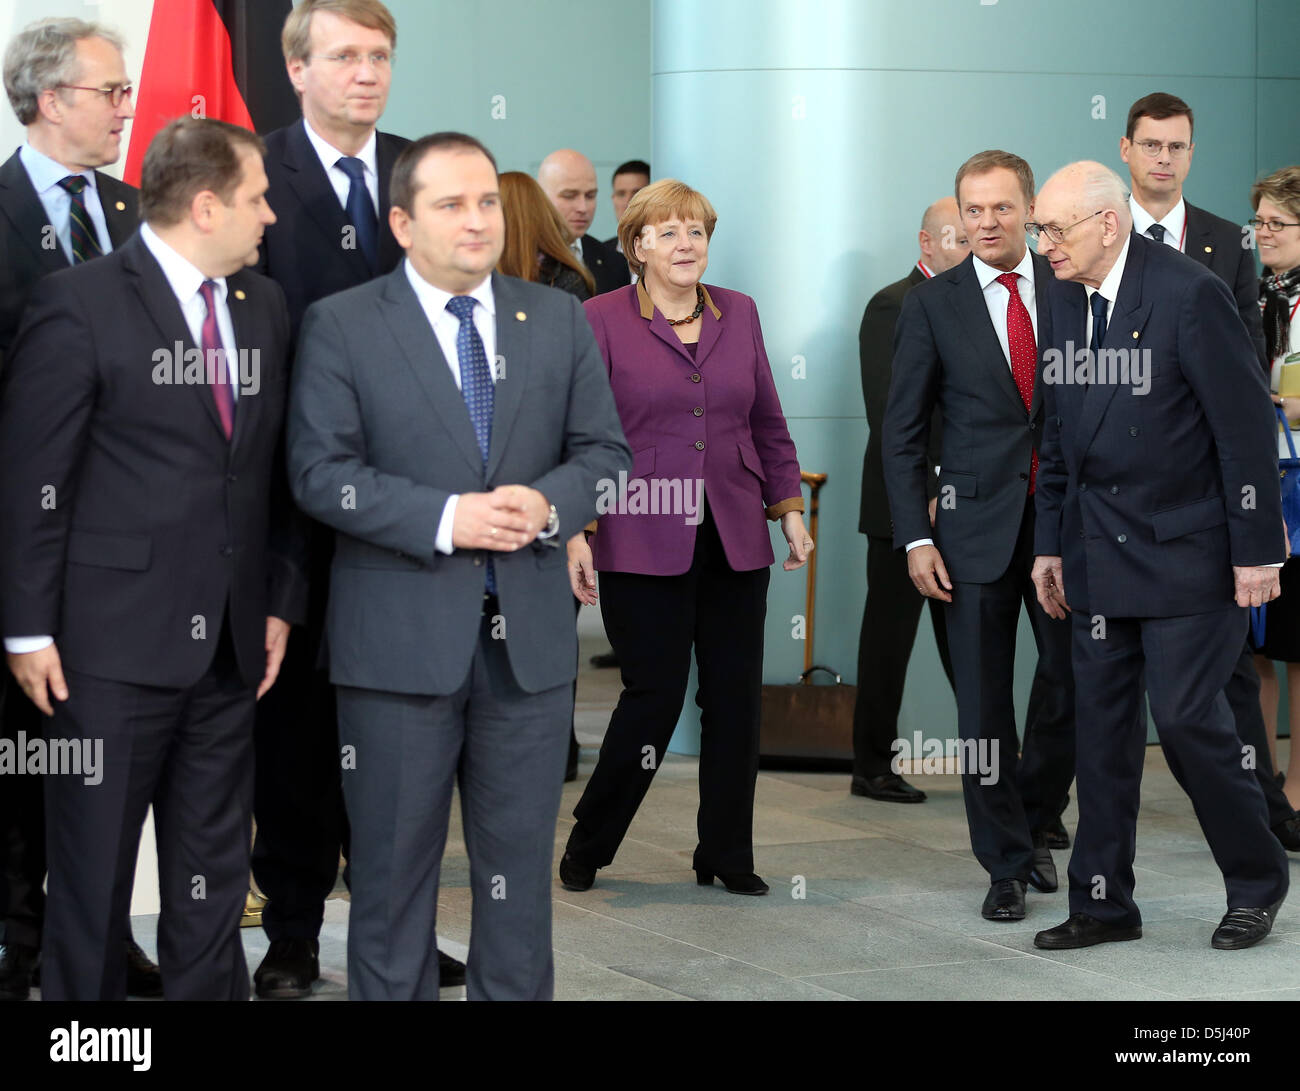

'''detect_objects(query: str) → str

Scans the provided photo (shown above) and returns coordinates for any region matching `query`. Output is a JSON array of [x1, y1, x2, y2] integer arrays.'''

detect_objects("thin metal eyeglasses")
[[310, 51, 393, 69], [1024, 210, 1104, 245]]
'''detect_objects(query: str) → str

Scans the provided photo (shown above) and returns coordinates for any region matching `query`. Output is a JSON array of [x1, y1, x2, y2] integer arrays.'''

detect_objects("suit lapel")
[[1184, 202, 1215, 267], [486, 274, 528, 479], [122, 234, 228, 441], [97, 174, 138, 249], [950, 259, 1026, 416], [0, 150, 68, 275], [282, 120, 371, 281], [1029, 251, 1054, 420], [378, 267, 485, 477], [224, 273, 262, 452], [375, 133, 403, 271]]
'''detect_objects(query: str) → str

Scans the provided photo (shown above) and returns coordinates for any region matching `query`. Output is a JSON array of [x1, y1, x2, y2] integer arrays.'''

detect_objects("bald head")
[[538, 148, 598, 240], [1034, 161, 1132, 287], [919, 196, 969, 274]]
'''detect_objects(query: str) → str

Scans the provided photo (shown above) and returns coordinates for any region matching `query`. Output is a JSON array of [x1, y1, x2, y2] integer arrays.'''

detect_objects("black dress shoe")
[[850, 773, 927, 803], [565, 733, 579, 783], [558, 852, 596, 892], [1028, 839, 1058, 893], [1273, 816, 1300, 852], [438, 949, 466, 987], [254, 938, 320, 999], [125, 939, 163, 998], [589, 651, 619, 669], [1039, 815, 1070, 849], [1211, 901, 1283, 950], [981, 879, 1026, 921], [696, 870, 769, 895], [1034, 912, 1142, 949], [0, 942, 38, 1001]]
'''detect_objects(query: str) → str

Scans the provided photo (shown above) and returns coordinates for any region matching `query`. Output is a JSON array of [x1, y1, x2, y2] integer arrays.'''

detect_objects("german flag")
[[124, 0, 299, 185]]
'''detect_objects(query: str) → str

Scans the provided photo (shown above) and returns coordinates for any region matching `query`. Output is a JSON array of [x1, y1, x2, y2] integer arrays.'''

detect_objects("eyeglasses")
[[1133, 139, 1190, 158], [310, 51, 393, 70], [1024, 209, 1104, 245], [57, 83, 133, 107], [1247, 217, 1300, 233]]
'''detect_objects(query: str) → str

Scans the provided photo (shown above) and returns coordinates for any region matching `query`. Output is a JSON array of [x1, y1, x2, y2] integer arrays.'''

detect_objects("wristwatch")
[[543, 504, 559, 537]]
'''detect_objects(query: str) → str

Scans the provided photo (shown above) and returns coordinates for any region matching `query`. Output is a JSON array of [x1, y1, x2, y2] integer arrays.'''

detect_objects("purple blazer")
[[583, 282, 803, 576]]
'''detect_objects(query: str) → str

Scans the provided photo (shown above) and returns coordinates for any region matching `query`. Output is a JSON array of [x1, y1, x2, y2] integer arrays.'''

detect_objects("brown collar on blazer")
[[636, 277, 722, 321]]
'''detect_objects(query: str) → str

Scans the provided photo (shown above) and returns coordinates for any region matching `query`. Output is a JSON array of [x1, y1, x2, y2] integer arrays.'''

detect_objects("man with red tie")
[[882, 150, 1076, 923]]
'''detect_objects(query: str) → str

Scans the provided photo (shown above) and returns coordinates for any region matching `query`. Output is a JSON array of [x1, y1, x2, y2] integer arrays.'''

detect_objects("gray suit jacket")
[[287, 266, 631, 695]]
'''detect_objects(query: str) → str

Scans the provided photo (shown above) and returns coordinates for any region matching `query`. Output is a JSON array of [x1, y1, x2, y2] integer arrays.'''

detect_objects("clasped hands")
[[451, 485, 550, 551]]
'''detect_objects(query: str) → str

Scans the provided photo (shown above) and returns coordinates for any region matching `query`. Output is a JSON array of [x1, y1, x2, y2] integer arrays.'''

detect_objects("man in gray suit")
[[286, 131, 630, 1000]]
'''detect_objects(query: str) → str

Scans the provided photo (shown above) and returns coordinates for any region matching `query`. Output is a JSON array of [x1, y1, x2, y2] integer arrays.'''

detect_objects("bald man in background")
[[538, 148, 628, 295], [852, 198, 967, 802]]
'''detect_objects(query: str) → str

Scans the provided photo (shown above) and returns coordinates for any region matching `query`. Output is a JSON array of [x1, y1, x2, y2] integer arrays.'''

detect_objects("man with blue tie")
[[250, 0, 430, 998], [1030, 162, 1288, 951], [0, 16, 160, 1001]]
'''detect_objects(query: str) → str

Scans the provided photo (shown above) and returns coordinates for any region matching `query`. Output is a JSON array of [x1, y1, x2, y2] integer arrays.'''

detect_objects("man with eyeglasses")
[[1121, 92, 1267, 365], [249, 0, 457, 1000], [0, 16, 161, 1002], [1121, 92, 1300, 859]]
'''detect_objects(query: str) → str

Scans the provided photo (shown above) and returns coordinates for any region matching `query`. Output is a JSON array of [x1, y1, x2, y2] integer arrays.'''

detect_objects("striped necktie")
[[57, 175, 104, 263]]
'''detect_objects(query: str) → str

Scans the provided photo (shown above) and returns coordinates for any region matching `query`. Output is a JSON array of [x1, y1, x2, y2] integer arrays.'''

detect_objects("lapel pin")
[[515, 311, 526, 321], [1204, 245, 1212, 253], [114, 200, 126, 211], [1131, 330, 1139, 339], [234, 289, 246, 300]]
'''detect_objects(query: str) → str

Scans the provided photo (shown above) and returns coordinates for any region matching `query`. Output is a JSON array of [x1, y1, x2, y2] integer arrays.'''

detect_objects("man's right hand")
[[452, 490, 536, 551], [906, 544, 953, 602], [1031, 555, 1070, 619], [7, 644, 69, 716]]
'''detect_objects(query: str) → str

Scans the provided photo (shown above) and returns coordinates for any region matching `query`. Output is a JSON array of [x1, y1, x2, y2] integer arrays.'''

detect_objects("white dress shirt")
[[5, 223, 242, 655], [302, 118, 378, 215], [1129, 195, 1186, 252], [19, 142, 112, 263]]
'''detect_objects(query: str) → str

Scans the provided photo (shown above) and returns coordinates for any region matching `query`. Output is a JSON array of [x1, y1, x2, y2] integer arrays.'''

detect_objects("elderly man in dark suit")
[[0, 117, 306, 999], [852, 196, 966, 804], [883, 151, 1076, 923], [287, 132, 629, 1000], [249, 0, 425, 999], [1030, 161, 1288, 952], [0, 15, 158, 1001]]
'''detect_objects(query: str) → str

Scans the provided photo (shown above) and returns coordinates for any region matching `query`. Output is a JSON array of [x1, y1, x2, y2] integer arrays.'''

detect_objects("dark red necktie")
[[996, 272, 1037, 492], [199, 279, 234, 440]]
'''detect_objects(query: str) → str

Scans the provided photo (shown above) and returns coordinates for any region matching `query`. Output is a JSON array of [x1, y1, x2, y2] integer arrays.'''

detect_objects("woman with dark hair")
[[497, 170, 594, 300]]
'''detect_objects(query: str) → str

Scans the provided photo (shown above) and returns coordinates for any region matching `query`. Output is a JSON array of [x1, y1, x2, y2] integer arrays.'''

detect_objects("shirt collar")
[[303, 118, 378, 180], [635, 277, 721, 321], [916, 261, 934, 279], [972, 246, 1035, 291], [139, 221, 226, 306], [404, 258, 496, 320], [1129, 194, 1185, 245], [19, 141, 97, 197], [1088, 233, 1132, 308]]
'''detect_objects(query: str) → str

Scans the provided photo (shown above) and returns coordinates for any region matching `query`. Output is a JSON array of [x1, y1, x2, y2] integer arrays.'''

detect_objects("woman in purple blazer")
[[559, 180, 811, 896]]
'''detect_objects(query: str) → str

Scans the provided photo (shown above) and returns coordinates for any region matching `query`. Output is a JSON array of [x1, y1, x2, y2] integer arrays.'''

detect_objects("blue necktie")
[[1146, 223, 1166, 244], [446, 295, 496, 592], [1089, 290, 1109, 353], [336, 156, 377, 271]]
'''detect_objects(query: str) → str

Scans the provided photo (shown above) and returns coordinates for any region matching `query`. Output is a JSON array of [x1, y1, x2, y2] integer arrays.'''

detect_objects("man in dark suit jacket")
[[883, 151, 1076, 923], [249, 0, 428, 999], [604, 158, 649, 251], [852, 196, 965, 803], [287, 133, 629, 999], [1120, 92, 1300, 852], [0, 118, 307, 999], [1030, 162, 1288, 952], [538, 148, 631, 295], [0, 16, 158, 1002]]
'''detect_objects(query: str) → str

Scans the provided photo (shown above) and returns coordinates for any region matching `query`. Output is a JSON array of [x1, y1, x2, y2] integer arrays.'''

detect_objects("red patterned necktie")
[[996, 271, 1037, 492], [198, 280, 234, 440]]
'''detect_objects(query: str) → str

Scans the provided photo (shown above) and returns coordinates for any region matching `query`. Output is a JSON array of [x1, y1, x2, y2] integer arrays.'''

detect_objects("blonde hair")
[[618, 179, 717, 277], [281, 0, 396, 64], [1252, 165, 1300, 222]]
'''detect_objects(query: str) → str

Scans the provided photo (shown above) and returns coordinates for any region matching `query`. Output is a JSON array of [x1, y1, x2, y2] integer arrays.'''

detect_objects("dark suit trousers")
[[0, 676, 44, 947], [567, 506, 769, 875], [853, 534, 955, 778], [944, 500, 1075, 882], [252, 627, 348, 941], [1068, 607, 1287, 925], [337, 612, 571, 1001], [42, 621, 255, 1001]]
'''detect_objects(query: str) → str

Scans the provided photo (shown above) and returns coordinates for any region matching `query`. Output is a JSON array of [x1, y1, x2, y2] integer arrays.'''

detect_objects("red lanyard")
[[917, 261, 933, 279], [1176, 216, 1187, 252]]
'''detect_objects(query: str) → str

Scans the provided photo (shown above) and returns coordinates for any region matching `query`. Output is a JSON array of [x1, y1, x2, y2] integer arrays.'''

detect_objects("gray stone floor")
[[121, 638, 1300, 1001]]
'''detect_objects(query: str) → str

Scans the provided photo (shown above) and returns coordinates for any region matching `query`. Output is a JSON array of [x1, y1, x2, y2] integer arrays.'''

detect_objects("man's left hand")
[[1234, 565, 1282, 608], [257, 616, 292, 700], [490, 485, 550, 540]]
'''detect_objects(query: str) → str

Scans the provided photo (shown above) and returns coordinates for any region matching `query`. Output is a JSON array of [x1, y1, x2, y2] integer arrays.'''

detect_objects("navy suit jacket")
[[1034, 232, 1284, 618], [1184, 200, 1267, 369]]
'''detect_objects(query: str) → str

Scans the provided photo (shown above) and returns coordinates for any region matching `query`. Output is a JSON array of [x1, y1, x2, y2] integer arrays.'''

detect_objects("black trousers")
[[42, 619, 255, 1000], [853, 534, 955, 778], [0, 675, 44, 947], [1069, 606, 1287, 924], [567, 507, 769, 875], [944, 500, 1075, 882], [252, 627, 348, 942]]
